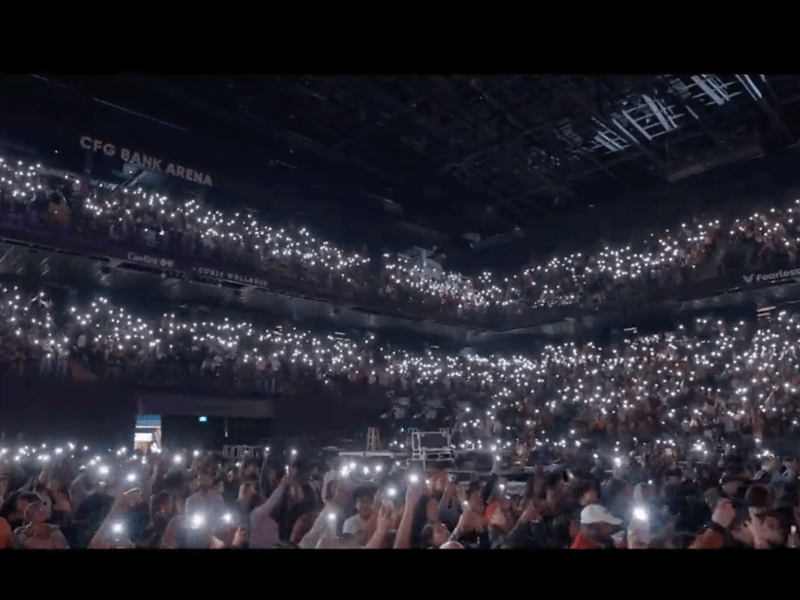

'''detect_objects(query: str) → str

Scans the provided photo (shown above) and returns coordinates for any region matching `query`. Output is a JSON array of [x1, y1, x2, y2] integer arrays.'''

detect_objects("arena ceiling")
[[12, 74, 800, 263]]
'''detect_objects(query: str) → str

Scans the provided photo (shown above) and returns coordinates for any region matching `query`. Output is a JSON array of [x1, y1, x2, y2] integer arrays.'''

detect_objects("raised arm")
[[300, 476, 352, 549], [365, 505, 393, 549], [87, 489, 141, 549], [252, 468, 294, 520], [393, 484, 422, 549]]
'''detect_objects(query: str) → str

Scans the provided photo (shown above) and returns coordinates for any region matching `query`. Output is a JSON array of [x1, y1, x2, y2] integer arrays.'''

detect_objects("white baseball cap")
[[580, 504, 623, 526]]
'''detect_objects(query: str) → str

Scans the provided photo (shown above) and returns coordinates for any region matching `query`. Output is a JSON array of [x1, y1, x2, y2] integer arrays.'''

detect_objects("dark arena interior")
[[2, 74, 800, 550]]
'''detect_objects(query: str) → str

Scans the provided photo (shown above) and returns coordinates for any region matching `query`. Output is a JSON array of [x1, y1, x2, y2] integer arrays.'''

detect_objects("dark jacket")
[[504, 519, 552, 549]]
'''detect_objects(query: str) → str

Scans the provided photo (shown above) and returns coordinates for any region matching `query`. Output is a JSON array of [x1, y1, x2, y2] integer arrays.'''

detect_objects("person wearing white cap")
[[571, 504, 624, 549]]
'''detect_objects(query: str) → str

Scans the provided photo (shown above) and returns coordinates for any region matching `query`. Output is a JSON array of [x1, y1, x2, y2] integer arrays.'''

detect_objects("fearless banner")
[[742, 267, 800, 285], [79, 136, 213, 186]]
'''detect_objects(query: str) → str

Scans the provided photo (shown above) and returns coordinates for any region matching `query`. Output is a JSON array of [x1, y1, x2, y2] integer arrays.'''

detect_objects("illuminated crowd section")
[[2, 282, 799, 453], [2, 155, 799, 316]]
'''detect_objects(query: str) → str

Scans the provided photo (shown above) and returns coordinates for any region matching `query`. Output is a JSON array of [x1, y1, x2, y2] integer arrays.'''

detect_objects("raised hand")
[[518, 502, 541, 524], [232, 527, 248, 548], [711, 498, 735, 529], [405, 480, 423, 506], [376, 505, 394, 533]]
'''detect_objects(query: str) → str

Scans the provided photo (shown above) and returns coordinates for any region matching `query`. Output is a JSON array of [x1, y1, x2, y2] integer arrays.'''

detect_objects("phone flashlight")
[[190, 514, 206, 530], [375, 464, 382, 472], [98, 465, 110, 477], [126, 473, 137, 483], [111, 521, 126, 537], [327, 512, 337, 523], [173, 455, 183, 464], [408, 473, 419, 484], [222, 513, 233, 525], [614, 458, 622, 468], [632, 506, 649, 523], [291, 449, 297, 455], [386, 486, 397, 498]]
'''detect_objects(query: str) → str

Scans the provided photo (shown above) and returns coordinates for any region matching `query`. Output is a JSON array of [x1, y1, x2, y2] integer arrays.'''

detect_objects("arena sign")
[[742, 267, 800, 284], [79, 136, 213, 186], [126, 252, 175, 269], [193, 267, 270, 288]]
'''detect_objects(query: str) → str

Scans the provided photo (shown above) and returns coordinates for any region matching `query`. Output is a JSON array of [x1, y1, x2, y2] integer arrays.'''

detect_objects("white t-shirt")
[[342, 514, 369, 537], [184, 490, 226, 517], [249, 511, 280, 549]]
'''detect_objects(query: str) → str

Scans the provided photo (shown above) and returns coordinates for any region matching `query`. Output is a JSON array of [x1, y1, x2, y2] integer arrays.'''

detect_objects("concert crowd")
[[2, 155, 800, 320], [2, 280, 800, 448], [0, 427, 798, 549], [2, 155, 800, 549]]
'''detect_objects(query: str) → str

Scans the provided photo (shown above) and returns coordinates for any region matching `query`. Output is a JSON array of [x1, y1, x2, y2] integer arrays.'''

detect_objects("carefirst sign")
[[80, 137, 213, 186], [127, 252, 175, 269], [742, 267, 800, 284]]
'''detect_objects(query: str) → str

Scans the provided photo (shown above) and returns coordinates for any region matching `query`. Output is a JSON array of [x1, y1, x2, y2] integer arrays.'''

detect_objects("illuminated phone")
[[110, 521, 126, 536], [189, 513, 207, 530], [383, 486, 398, 506]]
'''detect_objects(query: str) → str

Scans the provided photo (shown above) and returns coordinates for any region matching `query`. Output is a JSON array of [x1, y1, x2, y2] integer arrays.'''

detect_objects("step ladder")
[[366, 428, 381, 451], [408, 428, 454, 471]]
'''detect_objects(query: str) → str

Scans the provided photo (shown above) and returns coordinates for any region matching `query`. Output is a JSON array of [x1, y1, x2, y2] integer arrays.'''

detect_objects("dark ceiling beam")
[[120, 75, 409, 189], [560, 78, 666, 170], [428, 77, 571, 197], [439, 79, 622, 191], [652, 77, 726, 145], [348, 77, 513, 207], [346, 78, 450, 147], [466, 80, 574, 198], [512, 144, 655, 200], [492, 79, 625, 187], [739, 75, 795, 141], [437, 117, 551, 170], [329, 108, 399, 151], [290, 80, 390, 150], [324, 78, 448, 153]]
